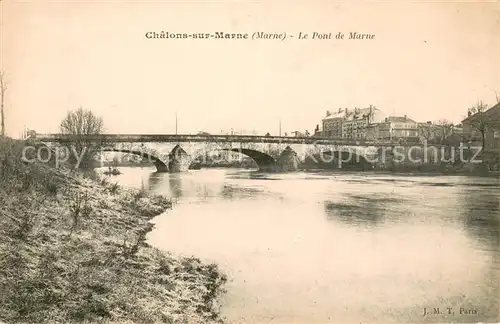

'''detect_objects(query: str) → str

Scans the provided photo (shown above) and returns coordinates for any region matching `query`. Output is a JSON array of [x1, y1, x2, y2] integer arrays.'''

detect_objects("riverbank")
[[0, 138, 227, 324], [301, 168, 500, 177], [381, 161, 500, 176], [299, 160, 500, 177]]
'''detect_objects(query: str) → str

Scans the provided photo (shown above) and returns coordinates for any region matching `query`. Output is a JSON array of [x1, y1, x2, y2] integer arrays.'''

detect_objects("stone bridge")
[[34, 134, 421, 172]]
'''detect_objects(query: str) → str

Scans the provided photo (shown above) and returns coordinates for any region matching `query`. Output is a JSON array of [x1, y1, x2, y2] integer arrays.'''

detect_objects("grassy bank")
[[0, 138, 227, 324]]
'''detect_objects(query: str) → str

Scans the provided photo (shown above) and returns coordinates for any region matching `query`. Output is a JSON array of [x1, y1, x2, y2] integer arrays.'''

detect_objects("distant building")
[[291, 131, 305, 137], [374, 115, 419, 142], [342, 106, 386, 139], [321, 106, 386, 139], [312, 124, 321, 137], [322, 109, 345, 137], [313, 130, 323, 137], [417, 121, 441, 143], [452, 125, 463, 135], [462, 102, 500, 151], [365, 123, 380, 140]]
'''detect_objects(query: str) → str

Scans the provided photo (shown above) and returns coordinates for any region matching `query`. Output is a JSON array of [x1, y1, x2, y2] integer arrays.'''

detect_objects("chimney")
[[338, 108, 342, 113], [468, 110, 472, 117], [404, 114, 407, 121], [326, 110, 331, 117]]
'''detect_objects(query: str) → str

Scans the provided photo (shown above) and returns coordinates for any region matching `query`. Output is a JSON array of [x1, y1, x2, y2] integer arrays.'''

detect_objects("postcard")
[[1, 1, 499, 323]]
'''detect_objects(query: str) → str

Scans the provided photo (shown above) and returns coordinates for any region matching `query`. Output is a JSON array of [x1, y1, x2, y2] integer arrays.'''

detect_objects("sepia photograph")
[[0, 0, 499, 323]]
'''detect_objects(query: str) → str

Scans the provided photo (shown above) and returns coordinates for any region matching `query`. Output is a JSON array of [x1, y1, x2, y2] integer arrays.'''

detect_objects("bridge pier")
[[276, 146, 299, 172], [167, 144, 191, 172]]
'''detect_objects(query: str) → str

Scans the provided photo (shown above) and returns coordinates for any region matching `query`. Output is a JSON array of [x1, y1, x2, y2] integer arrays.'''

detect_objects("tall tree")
[[0, 71, 7, 137], [60, 107, 105, 169]]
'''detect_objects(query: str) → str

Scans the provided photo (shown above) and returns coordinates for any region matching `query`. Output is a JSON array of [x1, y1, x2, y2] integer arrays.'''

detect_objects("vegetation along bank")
[[0, 138, 227, 324]]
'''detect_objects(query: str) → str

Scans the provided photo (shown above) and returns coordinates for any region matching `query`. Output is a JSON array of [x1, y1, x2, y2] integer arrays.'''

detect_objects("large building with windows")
[[376, 116, 419, 142], [365, 115, 420, 142], [321, 109, 345, 137], [321, 106, 386, 139]]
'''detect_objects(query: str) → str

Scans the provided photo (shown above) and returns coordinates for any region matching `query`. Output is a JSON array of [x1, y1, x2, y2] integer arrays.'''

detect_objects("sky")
[[1, 0, 500, 137]]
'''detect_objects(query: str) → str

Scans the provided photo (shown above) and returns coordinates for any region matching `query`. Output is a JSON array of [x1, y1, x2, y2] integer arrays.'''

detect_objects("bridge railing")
[[34, 133, 404, 146]]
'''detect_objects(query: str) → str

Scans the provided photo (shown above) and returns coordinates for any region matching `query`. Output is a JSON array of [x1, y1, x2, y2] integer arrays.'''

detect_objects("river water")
[[99, 167, 500, 323]]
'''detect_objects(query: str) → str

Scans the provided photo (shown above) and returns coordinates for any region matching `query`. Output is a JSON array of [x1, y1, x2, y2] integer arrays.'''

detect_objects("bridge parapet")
[[35, 133, 402, 147]]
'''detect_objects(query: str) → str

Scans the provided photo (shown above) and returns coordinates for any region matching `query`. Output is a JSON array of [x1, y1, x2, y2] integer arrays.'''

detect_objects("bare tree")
[[0, 71, 7, 137], [434, 119, 454, 144], [418, 123, 435, 142], [60, 107, 104, 169], [466, 100, 490, 150], [468, 100, 488, 115]]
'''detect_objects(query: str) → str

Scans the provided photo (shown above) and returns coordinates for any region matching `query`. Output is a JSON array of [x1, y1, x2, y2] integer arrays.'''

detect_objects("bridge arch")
[[102, 148, 168, 172], [23, 143, 171, 172], [192, 148, 277, 171], [228, 148, 276, 170]]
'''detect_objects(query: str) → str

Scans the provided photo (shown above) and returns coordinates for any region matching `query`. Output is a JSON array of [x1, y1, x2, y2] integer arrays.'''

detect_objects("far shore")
[[301, 168, 500, 177]]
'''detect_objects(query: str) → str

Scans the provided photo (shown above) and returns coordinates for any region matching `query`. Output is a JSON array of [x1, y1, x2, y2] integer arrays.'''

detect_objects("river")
[[98, 166, 499, 323]]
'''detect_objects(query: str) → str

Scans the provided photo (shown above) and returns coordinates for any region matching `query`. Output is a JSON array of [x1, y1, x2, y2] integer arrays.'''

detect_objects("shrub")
[[68, 191, 92, 233], [45, 180, 58, 195], [134, 188, 147, 201], [108, 182, 119, 194], [100, 176, 108, 186]]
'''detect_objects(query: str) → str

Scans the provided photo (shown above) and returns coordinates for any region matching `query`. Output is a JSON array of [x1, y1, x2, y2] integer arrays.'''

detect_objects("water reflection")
[[168, 174, 183, 199], [460, 188, 500, 252], [460, 188, 500, 320], [323, 193, 399, 226], [220, 183, 265, 200], [148, 172, 164, 191], [226, 170, 281, 181]]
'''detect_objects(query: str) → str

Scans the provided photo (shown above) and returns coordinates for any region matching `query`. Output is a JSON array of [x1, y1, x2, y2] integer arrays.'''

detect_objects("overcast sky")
[[2, 0, 499, 137]]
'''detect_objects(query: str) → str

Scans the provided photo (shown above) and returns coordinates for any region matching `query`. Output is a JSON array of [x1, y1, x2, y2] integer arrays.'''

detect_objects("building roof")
[[383, 116, 416, 123], [462, 102, 500, 124], [323, 107, 382, 121], [322, 110, 345, 120]]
